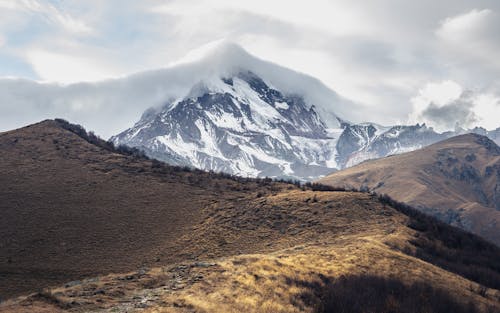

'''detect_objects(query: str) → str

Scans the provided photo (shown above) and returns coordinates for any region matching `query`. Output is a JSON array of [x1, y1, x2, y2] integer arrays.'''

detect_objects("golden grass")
[[146, 234, 499, 313], [1, 187, 498, 312]]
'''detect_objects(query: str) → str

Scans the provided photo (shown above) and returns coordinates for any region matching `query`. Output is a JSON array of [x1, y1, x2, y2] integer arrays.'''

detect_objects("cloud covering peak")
[[0, 42, 358, 137], [1, 1, 500, 134]]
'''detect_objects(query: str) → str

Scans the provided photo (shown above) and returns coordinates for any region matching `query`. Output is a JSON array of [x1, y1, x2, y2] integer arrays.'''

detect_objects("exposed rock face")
[[495, 183, 500, 211], [112, 67, 500, 181], [335, 124, 448, 168], [112, 71, 340, 180], [336, 124, 377, 167], [115, 67, 497, 180]]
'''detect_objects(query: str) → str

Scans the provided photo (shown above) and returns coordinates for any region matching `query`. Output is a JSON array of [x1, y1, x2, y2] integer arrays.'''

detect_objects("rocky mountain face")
[[112, 71, 340, 180], [112, 69, 500, 180], [335, 123, 500, 169], [335, 123, 448, 168], [112, 43, 500, 180]]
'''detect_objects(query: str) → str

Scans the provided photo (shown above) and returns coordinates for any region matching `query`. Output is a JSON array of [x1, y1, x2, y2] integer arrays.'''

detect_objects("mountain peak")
[[157, 40, 354, 128], [173, 40, 250, 64], [168, 40, 255, 75]]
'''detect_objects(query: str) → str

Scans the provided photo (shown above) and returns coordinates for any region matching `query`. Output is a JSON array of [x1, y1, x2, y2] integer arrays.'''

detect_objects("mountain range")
[[111, 43, 500, 180]]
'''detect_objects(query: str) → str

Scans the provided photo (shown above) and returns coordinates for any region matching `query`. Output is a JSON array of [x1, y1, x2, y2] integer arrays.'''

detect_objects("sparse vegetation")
[[55, 119, 114, 151], [303, 182, 350, 191], [377, 193, 500, 290], [55, 119, 364, 193], [315, 275, 483, 313], [318, 134, 500, 247], [33, 289, 71, 309]]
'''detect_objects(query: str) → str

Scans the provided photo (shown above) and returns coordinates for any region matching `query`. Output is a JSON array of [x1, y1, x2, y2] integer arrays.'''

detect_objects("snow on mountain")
[[112, 69, 342, 180], [157, 40, 357, 128], [337, 123, 447, 168], [111, 42, 500, 180]]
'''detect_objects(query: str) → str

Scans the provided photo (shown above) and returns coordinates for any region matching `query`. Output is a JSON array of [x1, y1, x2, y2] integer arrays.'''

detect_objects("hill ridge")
[[319, 133, 500, 246]]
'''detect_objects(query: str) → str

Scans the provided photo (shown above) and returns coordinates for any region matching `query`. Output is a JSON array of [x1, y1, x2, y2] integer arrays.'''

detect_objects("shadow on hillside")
[[310, 275, 486, 313], [377, 194, 500, 291]]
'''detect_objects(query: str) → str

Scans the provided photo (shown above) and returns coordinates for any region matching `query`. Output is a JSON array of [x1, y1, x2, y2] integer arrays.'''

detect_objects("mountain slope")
[[112, 70, 341, 179], [335, 123, 449, 168], [1, 120, 500, 313], [111, 42, 353, 180], [149, 41, 352, 129], [2, 119, 326, 298], [319, 134, 500, 246], [0, 119, 219, 297]]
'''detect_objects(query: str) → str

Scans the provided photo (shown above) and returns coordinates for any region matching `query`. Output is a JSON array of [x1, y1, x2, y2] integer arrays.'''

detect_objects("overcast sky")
[[1, 0, 500, 137]]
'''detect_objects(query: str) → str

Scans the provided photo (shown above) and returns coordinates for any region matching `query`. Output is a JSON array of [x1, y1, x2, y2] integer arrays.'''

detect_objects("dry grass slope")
[[0, 120, 293, 298], [0, 121, 499, 313], [319, 134, 500, 246]]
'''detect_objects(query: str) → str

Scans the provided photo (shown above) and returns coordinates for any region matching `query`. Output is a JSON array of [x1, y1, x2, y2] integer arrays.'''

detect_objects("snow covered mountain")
[[112, 42, 500, 180], [112, 69, 342, 179], [335, 123, 446, 168], [111, 42, 350, 180], [335, 123, 500, 169]]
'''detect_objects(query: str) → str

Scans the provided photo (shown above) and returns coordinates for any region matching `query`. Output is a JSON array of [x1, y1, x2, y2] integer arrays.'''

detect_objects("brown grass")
[[318, 134, 500, 246], [0, 120, 293, 298], [2, 190, 498, 312], [1, 121, 499, 313]]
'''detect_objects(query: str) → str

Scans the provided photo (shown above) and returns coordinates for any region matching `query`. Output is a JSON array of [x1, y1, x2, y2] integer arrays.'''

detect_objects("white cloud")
[[437, 9, 492, 39], [0, 0, 21, 9], [0, 42, 359, 137], [1, 1, 500, 134], [436, 9, 500, 69], [411, 80, 463, 110], [410, 80, 500, 132], [0, 34, 5, 47], [27, 50, 120, 83], [46, 9, 92, 34], [0, 0, 92, 34], [151, 0, 372, 37], [473, 93, 500, 130]]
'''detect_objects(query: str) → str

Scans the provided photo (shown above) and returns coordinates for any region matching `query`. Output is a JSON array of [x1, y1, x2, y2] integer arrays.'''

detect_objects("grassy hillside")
[[0, 120, 499, 312], [319, 134, 500, 246], [0, 119, 294, 298]]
